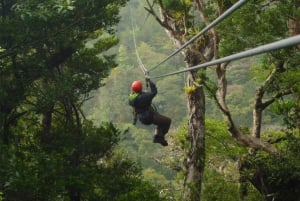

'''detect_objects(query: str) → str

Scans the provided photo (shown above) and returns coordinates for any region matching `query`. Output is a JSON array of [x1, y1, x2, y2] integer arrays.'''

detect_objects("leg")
[[152, 112, 171, 136], [152, 112, 171, 146]]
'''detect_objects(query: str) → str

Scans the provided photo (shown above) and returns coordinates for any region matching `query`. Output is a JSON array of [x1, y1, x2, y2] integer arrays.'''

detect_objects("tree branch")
[[261, 88, 294, 110], [212, 63, 277, 153], [144, 0, 173, 31]]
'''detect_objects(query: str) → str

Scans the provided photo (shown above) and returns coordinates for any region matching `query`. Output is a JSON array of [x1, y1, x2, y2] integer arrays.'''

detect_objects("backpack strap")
[[129, 92, 139, 125], [128, 92, 139, 106]]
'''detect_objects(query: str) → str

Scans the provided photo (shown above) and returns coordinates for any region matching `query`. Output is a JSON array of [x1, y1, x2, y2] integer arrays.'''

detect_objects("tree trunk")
[[183, 70, 205, 201], [153, 8, 209, 201]]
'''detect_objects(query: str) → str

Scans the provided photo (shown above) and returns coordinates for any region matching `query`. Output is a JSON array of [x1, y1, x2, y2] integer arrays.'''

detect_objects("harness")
[[128, 92, 157, 125]]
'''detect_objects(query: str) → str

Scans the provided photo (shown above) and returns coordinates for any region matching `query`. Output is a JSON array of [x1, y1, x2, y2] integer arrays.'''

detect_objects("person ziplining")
[[129, 8, 171, 146], [128, 78, 171, 146]]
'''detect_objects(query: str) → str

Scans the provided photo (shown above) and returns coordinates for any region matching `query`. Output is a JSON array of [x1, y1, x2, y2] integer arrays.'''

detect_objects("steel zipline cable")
[[130, 7, 148, 75], [147, 0, 249, 73], [151, 35, 300, 79]]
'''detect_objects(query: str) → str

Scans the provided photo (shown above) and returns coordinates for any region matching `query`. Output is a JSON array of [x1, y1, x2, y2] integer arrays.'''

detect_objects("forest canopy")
[[1, 0, 300, 201]]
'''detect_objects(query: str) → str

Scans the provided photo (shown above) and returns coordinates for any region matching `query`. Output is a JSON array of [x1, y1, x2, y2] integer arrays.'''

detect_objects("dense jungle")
[[0, 0, 299, 201]]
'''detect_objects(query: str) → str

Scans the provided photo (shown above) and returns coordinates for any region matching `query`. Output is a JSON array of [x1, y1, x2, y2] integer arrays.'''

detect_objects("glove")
[[145, 75, 151, 82], [145, 76, 151, 88]]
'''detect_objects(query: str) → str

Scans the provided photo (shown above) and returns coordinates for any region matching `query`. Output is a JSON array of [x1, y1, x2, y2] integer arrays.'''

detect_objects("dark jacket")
[[134, 80, 157, 111], [130, 80, 157, 124]]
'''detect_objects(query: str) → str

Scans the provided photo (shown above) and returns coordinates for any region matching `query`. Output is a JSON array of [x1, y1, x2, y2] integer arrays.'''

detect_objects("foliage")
[[0, 0, 169, 200], [202, 169, 240, 201], [80, 0, 300, 201], [168, 118, 250, 200], [241, 131, 300, 201], [202, 168, 264, 201], [215, 2, 300, 199], [158, 0, 193, 24], [0, 122, 165, 200], [184, 85, 197, 94]]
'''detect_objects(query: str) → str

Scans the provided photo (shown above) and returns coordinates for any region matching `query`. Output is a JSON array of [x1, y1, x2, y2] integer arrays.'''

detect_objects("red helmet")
[[131, 80, 143, 92]]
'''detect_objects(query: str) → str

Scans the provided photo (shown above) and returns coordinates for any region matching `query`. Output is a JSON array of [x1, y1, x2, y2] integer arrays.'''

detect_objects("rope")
[[152, 35, 300, 78], [147, 0, 249, 73], [130, 7, 148, 75]]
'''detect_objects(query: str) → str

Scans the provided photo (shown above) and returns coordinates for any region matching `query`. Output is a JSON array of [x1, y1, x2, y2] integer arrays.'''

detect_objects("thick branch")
[[202, 81, 229, 116], [144, 0, 174, 31], [216, 63, 229, 108], [253, 64, 294, 137], [262, 88, 294, 109], [252, 68, 277, 137], [195, 0, 219, 60], [195, 0, 210, 26], [213, 62, 277, 153], [203, 78, 277, 153]]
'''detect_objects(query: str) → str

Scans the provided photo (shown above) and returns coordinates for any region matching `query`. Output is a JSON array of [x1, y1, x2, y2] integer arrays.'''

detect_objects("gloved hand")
[[146, 75, 151, 81], [145, 75, 151, 88]]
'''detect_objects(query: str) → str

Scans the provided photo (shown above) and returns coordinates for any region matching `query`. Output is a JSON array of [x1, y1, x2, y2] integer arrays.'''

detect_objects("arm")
[[148, 79, 157, 96]]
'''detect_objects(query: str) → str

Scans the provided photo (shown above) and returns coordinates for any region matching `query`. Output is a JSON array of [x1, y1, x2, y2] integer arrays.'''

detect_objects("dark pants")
[[152, 112, 171, 137], [138, 108, 171, 137]]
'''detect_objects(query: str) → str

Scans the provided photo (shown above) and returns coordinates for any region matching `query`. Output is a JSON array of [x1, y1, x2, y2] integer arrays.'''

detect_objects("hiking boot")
[[153, 135, 168, 146]]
